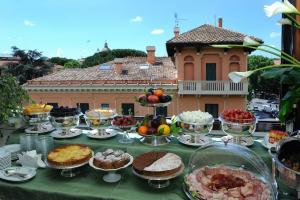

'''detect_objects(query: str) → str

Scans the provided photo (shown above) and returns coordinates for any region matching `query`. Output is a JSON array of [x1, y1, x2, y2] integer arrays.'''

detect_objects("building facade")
[[23, 22, 259, 117]]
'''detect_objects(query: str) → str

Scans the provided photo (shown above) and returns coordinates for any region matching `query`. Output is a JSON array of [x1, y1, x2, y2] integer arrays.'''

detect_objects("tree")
[[82, 49, 146, 68], [48, 57, 72, 66], [64, 60, 81, 68], [247, 55, 280, 99], [4, 46, 53, 85]]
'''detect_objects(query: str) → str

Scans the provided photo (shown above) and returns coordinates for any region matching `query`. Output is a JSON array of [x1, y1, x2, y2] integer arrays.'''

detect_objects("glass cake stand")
[[132, 164, 184, 189], [45, 153, 93, 178], [111, 124, 136, 144], [88, 155, 133, 183]]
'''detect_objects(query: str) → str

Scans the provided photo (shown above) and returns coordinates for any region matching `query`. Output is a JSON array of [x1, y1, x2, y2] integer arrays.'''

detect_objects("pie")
[[185, 165, 271, 200], [133, 151, 182, 177], [47, 144, 92, 166]]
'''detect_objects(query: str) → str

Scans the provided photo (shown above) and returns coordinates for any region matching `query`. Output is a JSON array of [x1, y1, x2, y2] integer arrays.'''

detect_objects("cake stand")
[[140, 101, 171, 116], [132, 163, 184, 189], [139, 134, 171, 146], [46, 153, 93, 178], [88, 155, 133, 183]]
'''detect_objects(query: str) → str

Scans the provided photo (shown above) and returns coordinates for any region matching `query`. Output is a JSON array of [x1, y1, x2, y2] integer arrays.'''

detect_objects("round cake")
[[93, 149, 131, 169], [47, 144, 92, 166], [133, 151, 182, 177]]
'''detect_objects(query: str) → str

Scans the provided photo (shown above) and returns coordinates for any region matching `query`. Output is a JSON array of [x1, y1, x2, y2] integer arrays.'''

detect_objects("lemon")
[[158, 124, 171, 136]]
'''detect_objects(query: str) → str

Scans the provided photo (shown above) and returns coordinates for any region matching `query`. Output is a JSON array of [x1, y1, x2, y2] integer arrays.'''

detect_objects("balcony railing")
[[178, 80, 248, 95]]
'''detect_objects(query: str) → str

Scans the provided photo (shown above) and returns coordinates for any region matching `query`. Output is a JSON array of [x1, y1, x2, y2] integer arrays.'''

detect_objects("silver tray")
[[139, 134, 171, 146], [139, 101, 171, 108]]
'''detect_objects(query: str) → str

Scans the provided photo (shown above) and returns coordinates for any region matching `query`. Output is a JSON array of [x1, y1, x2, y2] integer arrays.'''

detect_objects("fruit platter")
[[111, 116, 138, 144], [135, 88, 172, 108], [136, 115, 178, 146], [219, 109, 257, 144]]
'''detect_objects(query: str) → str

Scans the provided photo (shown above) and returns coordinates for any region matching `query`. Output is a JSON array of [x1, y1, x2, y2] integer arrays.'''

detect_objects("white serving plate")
[[218, 136, 254, 147], [50, 128, 82, 139], [0, 167, 36, 182], [25, 123, 55, 134], [177, 135, 212, 147], [86, 128, 118, 139], [261, 134, 277, 149]]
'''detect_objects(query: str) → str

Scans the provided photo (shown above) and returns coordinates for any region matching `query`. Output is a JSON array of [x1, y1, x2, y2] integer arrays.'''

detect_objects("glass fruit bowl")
[[183, 142, 277, 200], [219, 115, 257, 137]]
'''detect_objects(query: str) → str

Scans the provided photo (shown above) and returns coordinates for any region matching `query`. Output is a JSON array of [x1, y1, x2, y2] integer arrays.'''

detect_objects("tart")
[[133, 151, 182, 177], [93, 149, 131, 169], [47, 144, 92, 166]]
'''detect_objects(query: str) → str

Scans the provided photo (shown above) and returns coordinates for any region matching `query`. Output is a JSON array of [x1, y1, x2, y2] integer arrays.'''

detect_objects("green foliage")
[[48, 57, 72, 66], [247, 55, 279, 98], [82, 49, 146, 68], [262, 67, 300, 121], [4, 46, 53, 84], [0, 74, 29, 123], [64, 60, 81, 68]]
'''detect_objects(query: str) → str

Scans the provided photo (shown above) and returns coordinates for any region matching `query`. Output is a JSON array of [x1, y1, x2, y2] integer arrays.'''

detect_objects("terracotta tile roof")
[[167, 24, 261, 44], [26, 57, 177, 86]]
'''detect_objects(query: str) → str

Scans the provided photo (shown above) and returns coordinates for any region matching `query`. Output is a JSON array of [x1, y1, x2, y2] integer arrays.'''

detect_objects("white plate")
[[219, 136, 254, 147], [0, 144, 21, 160], [0, 167, 36, 182], [89, 154, 133, 172], [177, 135, 212, 147], [50, 128, 82, 139], [25, 123, 55, 134], [86, 128, 118, 139]]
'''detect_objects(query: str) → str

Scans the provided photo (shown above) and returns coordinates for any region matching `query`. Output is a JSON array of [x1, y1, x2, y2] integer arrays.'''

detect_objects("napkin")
[[17, 150, 46, 168]]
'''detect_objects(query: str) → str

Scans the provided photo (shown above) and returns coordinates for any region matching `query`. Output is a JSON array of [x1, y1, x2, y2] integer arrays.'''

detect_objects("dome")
[[101, 41, 110, 52], [183, 142, 277, 199]]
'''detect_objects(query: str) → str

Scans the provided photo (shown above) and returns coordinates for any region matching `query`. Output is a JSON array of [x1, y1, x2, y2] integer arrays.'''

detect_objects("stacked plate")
[[0, 149, 11, 170], [0, 144, 21, 160]]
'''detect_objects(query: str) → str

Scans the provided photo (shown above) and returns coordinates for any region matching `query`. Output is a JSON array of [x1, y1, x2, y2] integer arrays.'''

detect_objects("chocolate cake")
[[133, 151, 182, 177]]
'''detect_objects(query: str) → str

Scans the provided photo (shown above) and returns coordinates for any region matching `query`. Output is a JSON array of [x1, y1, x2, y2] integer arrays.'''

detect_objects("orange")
[[138, 125, 148, 135], [154, 89, 163, 97], [157, 124, 171, 136]]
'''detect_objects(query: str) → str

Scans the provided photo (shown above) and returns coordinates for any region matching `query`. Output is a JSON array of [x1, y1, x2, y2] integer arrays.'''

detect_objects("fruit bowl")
[[135, 88, 172, 108], [136, 115, 175, 146], [219, 109, 257, 139], [111, 116, 137, 144]]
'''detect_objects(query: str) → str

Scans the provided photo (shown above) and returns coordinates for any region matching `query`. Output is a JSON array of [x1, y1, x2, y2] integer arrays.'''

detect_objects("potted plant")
[[212, 0, 300, 130], [0, 74, 29, 146]]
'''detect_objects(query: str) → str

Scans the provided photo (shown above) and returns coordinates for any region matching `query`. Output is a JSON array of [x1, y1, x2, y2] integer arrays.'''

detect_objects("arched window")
[[229, 55, 240, 63], [184, 55, 194, 62]]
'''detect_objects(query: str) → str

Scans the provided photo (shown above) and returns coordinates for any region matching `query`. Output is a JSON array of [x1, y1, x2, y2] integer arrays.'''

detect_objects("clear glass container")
[[184, 142, 277, 200]]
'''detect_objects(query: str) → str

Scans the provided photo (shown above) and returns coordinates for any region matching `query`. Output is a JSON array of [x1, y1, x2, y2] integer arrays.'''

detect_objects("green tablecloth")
[[0, 131, 296, 200]]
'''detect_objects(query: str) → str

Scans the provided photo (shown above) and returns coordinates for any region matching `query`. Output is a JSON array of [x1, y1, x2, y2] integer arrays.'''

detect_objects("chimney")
[[218, 18, 223, 28], [114, 58, 123, 75], [146, 46, 155, 65], [173, 27, 180, 38]]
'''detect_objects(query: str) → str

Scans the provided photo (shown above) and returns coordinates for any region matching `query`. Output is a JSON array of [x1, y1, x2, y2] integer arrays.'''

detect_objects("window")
[[101, 103, 109, 109], [205, 104, 219, 118], [206, 63, 217, 81], [76, 103, 89, 114], [156, 107, 167, 117], [121, 69, 128, 75], [121, 103, 134, 115], [47, 103, 58, 108]]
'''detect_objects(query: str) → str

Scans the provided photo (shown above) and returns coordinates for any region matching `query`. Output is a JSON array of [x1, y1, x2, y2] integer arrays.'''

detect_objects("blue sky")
[[0, 0, 281, 59]]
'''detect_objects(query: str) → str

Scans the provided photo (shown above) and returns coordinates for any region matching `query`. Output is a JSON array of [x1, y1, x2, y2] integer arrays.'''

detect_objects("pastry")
[[47, 144, 92, 166], [93, 149, 130, 169]]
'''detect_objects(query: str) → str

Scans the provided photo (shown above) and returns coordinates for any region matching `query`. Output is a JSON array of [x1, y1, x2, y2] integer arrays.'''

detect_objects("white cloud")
[[24, 20, 35, 27], [130, 16, 143, 23], [150, 29, 164, 35], [56, 48, 63, 57], [270, 32, 281, 38]]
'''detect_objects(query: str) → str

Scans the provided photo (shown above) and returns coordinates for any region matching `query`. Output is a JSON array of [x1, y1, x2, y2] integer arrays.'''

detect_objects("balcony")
[[178, 80, 248, 95]]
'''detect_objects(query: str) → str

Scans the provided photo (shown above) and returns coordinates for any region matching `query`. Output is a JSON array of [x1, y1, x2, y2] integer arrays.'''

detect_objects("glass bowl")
[[184, 142, 277, 200], [50, 115, 79, 128], [177, 116, 214, 135], [219, 116, 256, 137]]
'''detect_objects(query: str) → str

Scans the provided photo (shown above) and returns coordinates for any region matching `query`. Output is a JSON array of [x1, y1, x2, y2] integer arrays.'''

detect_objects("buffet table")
[[0, 131, 296, 200]]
